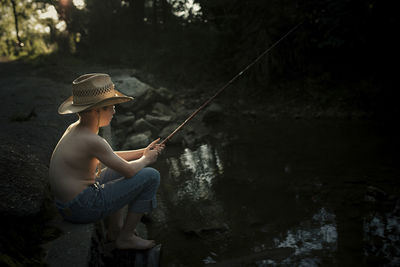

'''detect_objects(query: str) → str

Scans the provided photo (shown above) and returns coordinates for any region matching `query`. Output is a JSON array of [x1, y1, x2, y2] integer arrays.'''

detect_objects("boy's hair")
[[77, 106, 108, 116]]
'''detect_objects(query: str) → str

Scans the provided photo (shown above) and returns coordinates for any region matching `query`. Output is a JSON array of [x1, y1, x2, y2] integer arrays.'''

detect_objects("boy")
[[49, 73, 164, 249]]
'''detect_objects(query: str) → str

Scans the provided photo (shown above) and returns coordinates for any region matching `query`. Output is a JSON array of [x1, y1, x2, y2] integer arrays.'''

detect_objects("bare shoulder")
[[82, 132, 113, 155], [60, 126, 110, 155], [79, 131, 110, 149]]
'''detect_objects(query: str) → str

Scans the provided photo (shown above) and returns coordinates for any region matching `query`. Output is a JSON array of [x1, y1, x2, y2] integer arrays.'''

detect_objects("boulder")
[[182, 122, 211, 147], [122, 89, 164, 113], [151, 102, 175, 117], [133, 118, 159, 134], [145, 114, 172, 127], [113, 75, 152, 98], [158, 87, 174, 101], [202, 103, 224, 124], [159, 124, 184, 144], [113, 114, 135, 127], [0, 74, 74, 217], [0, 143, 48, 217], [122, 131, 152, 149]]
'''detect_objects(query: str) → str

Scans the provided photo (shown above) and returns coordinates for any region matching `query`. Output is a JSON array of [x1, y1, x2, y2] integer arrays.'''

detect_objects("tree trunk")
[[10, 0, 23, 48]]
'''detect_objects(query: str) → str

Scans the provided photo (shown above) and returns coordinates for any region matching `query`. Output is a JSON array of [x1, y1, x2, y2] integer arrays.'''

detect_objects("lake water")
[[149, 118, 400, 266]]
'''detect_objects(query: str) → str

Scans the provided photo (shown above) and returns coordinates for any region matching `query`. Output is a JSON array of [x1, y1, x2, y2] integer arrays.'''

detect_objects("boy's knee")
[[144, 167, 160, 185]]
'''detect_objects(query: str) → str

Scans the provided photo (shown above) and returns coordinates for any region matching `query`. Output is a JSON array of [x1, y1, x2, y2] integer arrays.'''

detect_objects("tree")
[[10, 0, 23, 48]]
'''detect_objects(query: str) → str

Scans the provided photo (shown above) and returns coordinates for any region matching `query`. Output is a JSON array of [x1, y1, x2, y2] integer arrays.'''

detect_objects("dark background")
[[1, 0, 399, 119]]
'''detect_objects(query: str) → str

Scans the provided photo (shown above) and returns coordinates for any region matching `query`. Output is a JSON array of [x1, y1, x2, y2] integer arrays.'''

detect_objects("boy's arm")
[[90, 137, 153, 178], [115, 149, 145, 161]]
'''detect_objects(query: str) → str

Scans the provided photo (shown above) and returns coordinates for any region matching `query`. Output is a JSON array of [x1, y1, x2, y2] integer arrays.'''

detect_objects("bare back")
[[49, 122, 101, 202]]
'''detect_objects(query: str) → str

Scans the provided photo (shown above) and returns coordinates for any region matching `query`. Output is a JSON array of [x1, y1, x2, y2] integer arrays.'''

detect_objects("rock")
[[151, 102, 175, 117], [182, 121, 211, 147], [366, 185, 387, 201], [44, 215, 95, 267], [202, 103, 224, 124], [0, 73, 74, 217], [136, 110, 146, 118], [122, 89, 164, 113], [158, 87, 174, 101], [182, 223, 230, 238], [145, 114, 172, 127], [113, 114, 135, 127], [122, 131, 152, 149], [133, 118, 159, 134], [0, 143, 48, 217], [105, 244, 162, 267], [159, 124, 184, 144], [112, 128, 132, 149], [113, 75, 152, 98], [170, 100, 191, 120]]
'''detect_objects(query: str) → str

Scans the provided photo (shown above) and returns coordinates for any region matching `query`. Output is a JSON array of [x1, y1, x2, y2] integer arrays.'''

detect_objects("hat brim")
[[58, 90, 133, 114]]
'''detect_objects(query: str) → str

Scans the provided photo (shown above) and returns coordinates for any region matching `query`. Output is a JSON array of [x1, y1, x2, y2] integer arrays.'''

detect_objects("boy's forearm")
[[115, 148, 145, 161], [126, 156, 150, 177]]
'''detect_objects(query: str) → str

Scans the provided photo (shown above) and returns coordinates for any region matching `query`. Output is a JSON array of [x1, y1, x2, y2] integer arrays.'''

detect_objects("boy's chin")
[[100, 122, 111, 128]]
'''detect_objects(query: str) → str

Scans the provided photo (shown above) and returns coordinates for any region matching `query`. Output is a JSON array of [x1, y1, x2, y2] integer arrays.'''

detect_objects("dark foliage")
[[2, 0, 398, 115]]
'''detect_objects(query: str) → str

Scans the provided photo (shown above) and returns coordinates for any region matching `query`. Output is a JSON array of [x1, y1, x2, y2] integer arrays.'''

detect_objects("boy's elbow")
[[124, 167, 137, 178]]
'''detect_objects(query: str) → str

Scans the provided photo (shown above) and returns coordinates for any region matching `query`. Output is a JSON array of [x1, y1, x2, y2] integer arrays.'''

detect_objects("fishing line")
[[160, 22, 302, 145]]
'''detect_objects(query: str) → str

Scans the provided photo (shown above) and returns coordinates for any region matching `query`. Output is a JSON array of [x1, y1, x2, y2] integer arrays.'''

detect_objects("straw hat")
[[58, 73, 133, 114]]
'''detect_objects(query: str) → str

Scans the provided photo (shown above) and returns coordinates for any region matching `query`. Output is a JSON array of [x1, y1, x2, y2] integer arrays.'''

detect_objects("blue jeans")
[[55, 167, 160, 223]]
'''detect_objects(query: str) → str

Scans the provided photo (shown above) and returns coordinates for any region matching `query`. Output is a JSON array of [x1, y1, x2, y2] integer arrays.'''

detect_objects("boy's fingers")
[[148, 138, 161, 149], [151, 138, 160, 145]]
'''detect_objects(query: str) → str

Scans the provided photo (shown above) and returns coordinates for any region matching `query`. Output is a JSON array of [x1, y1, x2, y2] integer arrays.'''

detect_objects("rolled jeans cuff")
[[129, 196, 157, 213]]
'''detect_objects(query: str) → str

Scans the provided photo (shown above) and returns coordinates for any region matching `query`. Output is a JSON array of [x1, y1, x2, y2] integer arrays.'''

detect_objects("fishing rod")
[[160, 22, 302, 145]]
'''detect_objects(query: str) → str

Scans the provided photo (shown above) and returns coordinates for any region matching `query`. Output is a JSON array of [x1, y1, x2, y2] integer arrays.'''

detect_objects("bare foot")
[[106, 230, 119, 243], [115, 234, 156, 250], [107, 229, 137, 242]]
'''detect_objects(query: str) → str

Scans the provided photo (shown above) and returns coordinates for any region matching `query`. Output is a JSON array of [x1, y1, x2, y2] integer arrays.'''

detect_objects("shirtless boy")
[[49, 73, 164, 250]]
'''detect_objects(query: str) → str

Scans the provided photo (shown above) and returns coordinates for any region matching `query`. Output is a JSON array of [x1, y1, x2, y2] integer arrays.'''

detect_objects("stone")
[[0, 143, 48, 217], [122, 131, 152, 149], [158, 87, 174, 101], [202, 103, 224, 124], [145, 114, 172, 127], [181, 121, 211, 147], [159, 124, 184, 144], [44, 215, 94, 267], [152, 102, 175, 117], [0, 74, 75, 217], [123, 89, 164, 113], [113, 75, 152, 98], [114, 114, 135, 127], [133, 118, 159, 134]]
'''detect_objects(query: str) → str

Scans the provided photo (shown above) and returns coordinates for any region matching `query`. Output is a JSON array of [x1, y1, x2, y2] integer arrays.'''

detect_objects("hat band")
[[72, 84, 116, 105]]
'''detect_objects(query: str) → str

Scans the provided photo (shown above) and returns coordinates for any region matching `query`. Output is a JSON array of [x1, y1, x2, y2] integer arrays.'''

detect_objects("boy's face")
[[99, 105, 115, 127]]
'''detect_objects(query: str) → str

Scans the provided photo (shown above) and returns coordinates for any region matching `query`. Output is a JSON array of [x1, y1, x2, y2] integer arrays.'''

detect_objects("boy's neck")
[[77, 117, 99, 134]]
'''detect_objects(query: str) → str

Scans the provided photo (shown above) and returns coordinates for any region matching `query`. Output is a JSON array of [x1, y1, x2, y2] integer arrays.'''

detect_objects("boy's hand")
[[143, 138, 165, 164]]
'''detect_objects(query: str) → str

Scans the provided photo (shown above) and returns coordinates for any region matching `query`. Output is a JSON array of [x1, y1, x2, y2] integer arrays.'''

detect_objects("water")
[[149, 118, 399, 266]]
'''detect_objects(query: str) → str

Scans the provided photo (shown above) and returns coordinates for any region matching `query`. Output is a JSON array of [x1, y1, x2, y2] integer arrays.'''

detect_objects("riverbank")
[[0, 55, 395, 266]]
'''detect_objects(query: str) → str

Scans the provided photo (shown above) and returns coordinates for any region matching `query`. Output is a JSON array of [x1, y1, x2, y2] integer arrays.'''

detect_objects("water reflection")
[[167, 144, 224, 202], [364, 200, 400, 266], [273, 208, 338, 265]]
